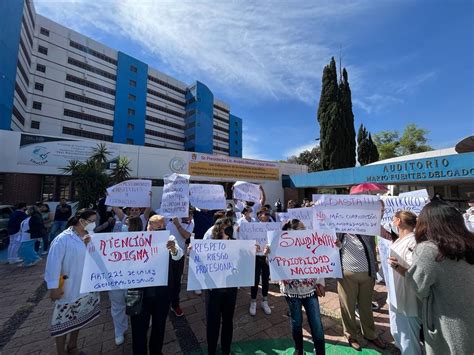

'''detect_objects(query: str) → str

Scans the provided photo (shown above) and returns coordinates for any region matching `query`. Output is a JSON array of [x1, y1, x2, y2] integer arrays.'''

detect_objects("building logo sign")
[[30, 146, 50, 165], [169, 157, 186, 173]]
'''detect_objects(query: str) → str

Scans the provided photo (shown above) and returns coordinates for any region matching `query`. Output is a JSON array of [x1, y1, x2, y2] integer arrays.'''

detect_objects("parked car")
[[0, 205, 15, 249]]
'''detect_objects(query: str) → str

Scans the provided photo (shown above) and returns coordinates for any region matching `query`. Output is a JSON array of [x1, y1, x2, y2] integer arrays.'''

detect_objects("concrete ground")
[[0, 257, 398, 354]]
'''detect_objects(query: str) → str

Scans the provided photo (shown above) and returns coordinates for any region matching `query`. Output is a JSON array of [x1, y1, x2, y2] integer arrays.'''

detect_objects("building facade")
[[0, 0, 242, 157]]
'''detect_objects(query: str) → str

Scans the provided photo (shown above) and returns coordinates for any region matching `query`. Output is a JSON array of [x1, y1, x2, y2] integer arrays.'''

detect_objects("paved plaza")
[[0, 257, 398, 354]]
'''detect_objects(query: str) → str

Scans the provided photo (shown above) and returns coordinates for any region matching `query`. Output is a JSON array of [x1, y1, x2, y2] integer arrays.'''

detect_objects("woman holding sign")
[[45, 209, 100, 355]]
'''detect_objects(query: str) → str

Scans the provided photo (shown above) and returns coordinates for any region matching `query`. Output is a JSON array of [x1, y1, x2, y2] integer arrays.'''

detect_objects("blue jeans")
[[49, 221, 68, 241], [286, 295, 325, 355]]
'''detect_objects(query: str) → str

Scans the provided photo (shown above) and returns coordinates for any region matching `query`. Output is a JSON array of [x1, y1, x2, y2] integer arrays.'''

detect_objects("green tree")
[[373, 130, 400, 160], [367, 133, 380, 163], [399, 124, 432, 155], [357, 125, 379, 165], [291, 146, 323, 173], [339, 68, 356, 167], [62, 145, 131, 208]]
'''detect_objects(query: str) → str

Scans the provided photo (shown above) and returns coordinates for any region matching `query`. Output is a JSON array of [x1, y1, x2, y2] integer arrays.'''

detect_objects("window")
[[214, 135, 229, 143], [127, 123, 135, 130], [126, 138, 134, 145], [12, 106, 25, 125], [129, 79, 136, 87], [146, 115, 185, 130], [148, 75, 186, 95], [67, 57, 116, 80], [147, 88, 186, 106], [64, 109, 114, 126], [214, 104, 230, 114], [19, 38, 31, 66], [128, 94, 136, 101], [15, 84, 27, 105], [17, 61, 29, 86], [40, 27, 50, 36], [213, 124, 228, 133], [38, 45, 48, 55], [66, 74, 115, 95], [34, 82, 44, 91], [213, 114, 229, 124], [130, 65, 137, 73], [146, 101, 184, 118], [62, 127, 113, 141], [36, 63, 46, 73], [31, 120, 40, 129], [145, 129, 185, 143], [64, 91, 115, 111], [128, 108, 135, 116], [69, 40, 117, 65], [21, 17, 33, 46], [25, 0, 35, 28], [235, 140, 238, 145], [32, 101, 42, 110]]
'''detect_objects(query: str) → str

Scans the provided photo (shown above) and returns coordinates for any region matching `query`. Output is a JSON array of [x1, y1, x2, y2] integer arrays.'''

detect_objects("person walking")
[[40, 203, 54, 254], [386, 211, 422, 354], [45, 209, 100, 355], [49, 199, 72, 241], [404, 201, 474, 355], [7, 202, 27, 264], [18, 206, 41, 267]]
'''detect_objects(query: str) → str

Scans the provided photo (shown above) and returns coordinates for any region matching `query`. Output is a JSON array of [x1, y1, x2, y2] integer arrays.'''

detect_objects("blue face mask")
[[121, 224, 129, 232]]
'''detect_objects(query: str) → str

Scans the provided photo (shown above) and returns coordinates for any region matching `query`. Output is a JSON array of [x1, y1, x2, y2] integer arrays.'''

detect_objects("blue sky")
[[35, 0, 473, 161]]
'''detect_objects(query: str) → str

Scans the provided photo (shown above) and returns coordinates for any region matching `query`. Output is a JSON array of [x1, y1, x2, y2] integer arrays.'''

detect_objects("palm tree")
[[110, 156, 132, 184]]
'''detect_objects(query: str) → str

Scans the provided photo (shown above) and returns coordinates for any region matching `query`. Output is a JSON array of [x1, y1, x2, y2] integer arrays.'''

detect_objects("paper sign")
[[238, 222, 282, 250], [312, 194, 382, 236], [161, 173, 190, 218], [267, 229, 342, 281], [399, 189, 429, 198], [80, 231, 171, 292], [187, 239, 256, 290], [381, 196, 429, 225], [287, 207, 314, 230], [105, 180, 151, 208], [233, 181, 260, 203], [276, 212, 290, 222], [377, 237, 397, 309], [189, 184, 226, 210]]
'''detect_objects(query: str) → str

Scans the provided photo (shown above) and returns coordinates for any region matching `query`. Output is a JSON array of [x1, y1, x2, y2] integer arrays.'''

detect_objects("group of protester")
[[6, 188, 474, 355]]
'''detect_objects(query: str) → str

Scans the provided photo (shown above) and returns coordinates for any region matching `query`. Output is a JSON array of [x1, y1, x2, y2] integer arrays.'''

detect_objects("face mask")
[[121, 224, 129, 232], [84, 222, 96, 233], [390, 221, 399, 236], [224, 226, 234, 238]]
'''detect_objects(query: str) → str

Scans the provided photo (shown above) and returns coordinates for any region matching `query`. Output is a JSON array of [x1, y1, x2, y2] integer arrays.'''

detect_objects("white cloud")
[[354, 94, 404, 115]]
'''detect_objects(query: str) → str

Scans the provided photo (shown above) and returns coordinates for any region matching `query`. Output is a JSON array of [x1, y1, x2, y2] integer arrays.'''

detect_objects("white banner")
[[233, 181, 260, 203], [399, 189, 429, 198], [312, 194, 382, 236], [105, 179, 151, 208], [276, 212, 290, 222], [381, 196, 429, 224], [267, 229, 341, 281], [287, 207, 314, 230], [238, 222, 282, 250], [80, 231, 171, 292], [161, 173, 190, 218], [189, 184, 226, 210], [187, 239, 256, 290], [377, 237, 397, 309]]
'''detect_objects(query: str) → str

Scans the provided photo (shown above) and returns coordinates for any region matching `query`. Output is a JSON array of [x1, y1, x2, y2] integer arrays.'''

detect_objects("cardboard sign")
[[267, 229, 341, 281], [233, 181, 260, 203], [381, 196, 429, 224], [80, 231, 171, 292], [189, 184, 226, 210], [161, 173, 190, 218], [377, 237, 397, 309], [287, 207, 314, 230], [187, 239, 256, 290], [238, 222, 282, 251], [105, 179, 151, 208], [312, 194, 382, 236]]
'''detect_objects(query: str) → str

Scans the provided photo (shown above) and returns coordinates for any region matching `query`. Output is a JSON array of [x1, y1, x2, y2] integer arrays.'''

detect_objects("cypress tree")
[[339, 68, 356, 167], [357, 124, 370, 166], [368, 133, 380, 163]]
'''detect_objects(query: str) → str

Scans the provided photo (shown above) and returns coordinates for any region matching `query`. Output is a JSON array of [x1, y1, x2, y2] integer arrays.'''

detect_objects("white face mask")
[[84, 222, 96, 233]]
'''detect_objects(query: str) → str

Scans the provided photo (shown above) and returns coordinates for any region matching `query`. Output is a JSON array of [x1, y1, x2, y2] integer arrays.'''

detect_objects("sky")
[[35, 0, 474, 161]]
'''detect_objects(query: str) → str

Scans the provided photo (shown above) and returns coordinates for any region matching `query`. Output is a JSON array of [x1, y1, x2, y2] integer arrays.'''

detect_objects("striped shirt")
[[341, 234, 369, 272]]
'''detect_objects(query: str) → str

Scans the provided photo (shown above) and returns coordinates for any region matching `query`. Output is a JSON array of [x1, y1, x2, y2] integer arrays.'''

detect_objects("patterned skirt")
[[51, 293, 100, 337]]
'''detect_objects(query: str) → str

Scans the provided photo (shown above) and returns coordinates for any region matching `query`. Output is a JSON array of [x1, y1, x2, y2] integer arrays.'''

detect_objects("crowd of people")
[[5, 189, 474, 355]]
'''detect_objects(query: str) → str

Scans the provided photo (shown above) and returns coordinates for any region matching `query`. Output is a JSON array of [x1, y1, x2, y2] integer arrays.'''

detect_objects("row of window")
[[25, 0, 35, 29], [213, 125, 228, 133], [147, 75, 186, 95], [146, 101, 184, 118], [67, 57, 117, 81], [214, 104, 230, 114], [33, 101, 42, 110], [63, 126, 113, 141], [64, 108, 114, 127], [40, 27, 49, 37], [19, 37, 31, 67], [66, 74, 116, 96], [145, 129, 185, 143], [31, 120, 40, 129], [147, 88, 186, 107], [35, 82, 44, 91], [38, 45, 48, 55], [36, 63, 46, 73], [21, 16, 33, 47], [146, 115, 185, 130], [213, 114, 229, 124], [213, 145, 229, 153], [213, 135, 229, 143], [12, 106, 25, 126], [69, 40, 117, 65], [64, 91, 115, 111], [15, 84, 27, 106], [17, 61, 30, 86]]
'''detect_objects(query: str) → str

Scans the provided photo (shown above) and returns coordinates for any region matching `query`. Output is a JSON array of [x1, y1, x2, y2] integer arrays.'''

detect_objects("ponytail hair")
[[67, 208, 96, 228]]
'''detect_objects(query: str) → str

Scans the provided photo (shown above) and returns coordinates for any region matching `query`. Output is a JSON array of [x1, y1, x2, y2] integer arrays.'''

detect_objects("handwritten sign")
[[80, 231, 170, 292], [161, 173, 190, 218], [105, 180, 151, 207], [238, 222, 282, 251], [381, 196, 429, 224], [287, 207, 314, 229], [267, 229, 341, 281], [189, 184, 226, 210], [312, 194, 381, 236], [377, 237, 397, 308], [276, 212, 290, 222], [399, 189, 429, 198], [187, 239, 256, 290], [233, 181, 260, 203]]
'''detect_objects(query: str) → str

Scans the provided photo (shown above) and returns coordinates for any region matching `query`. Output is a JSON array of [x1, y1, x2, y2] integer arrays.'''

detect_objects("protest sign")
[[381, 196, 429, 224], [105, 179, 151, 207], [312, 194, 382, 236], [238, 222, 282, 251], [80, 231, 170, 292], [287, 207, 314, 229], [161, 173, 190, 218], [399, 189, 429, 198], [189, 184, 226, 210], [276, 212, 290, 222], [187, 239, 256, 290], [267, 228, 341, 281], [377, 237, 397, 308], [233, 181, 260, 203]]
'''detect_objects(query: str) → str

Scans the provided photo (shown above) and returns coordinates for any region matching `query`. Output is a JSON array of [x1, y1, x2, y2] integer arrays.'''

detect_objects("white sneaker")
[[261, 300, 271, 315], [115, 334, 125, 346], [249, 301, 257, 316], [195, 290, 202, 295]]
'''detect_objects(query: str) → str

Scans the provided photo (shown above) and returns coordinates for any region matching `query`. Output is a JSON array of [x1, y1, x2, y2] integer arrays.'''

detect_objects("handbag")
[[125, 289, 144, 316]]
